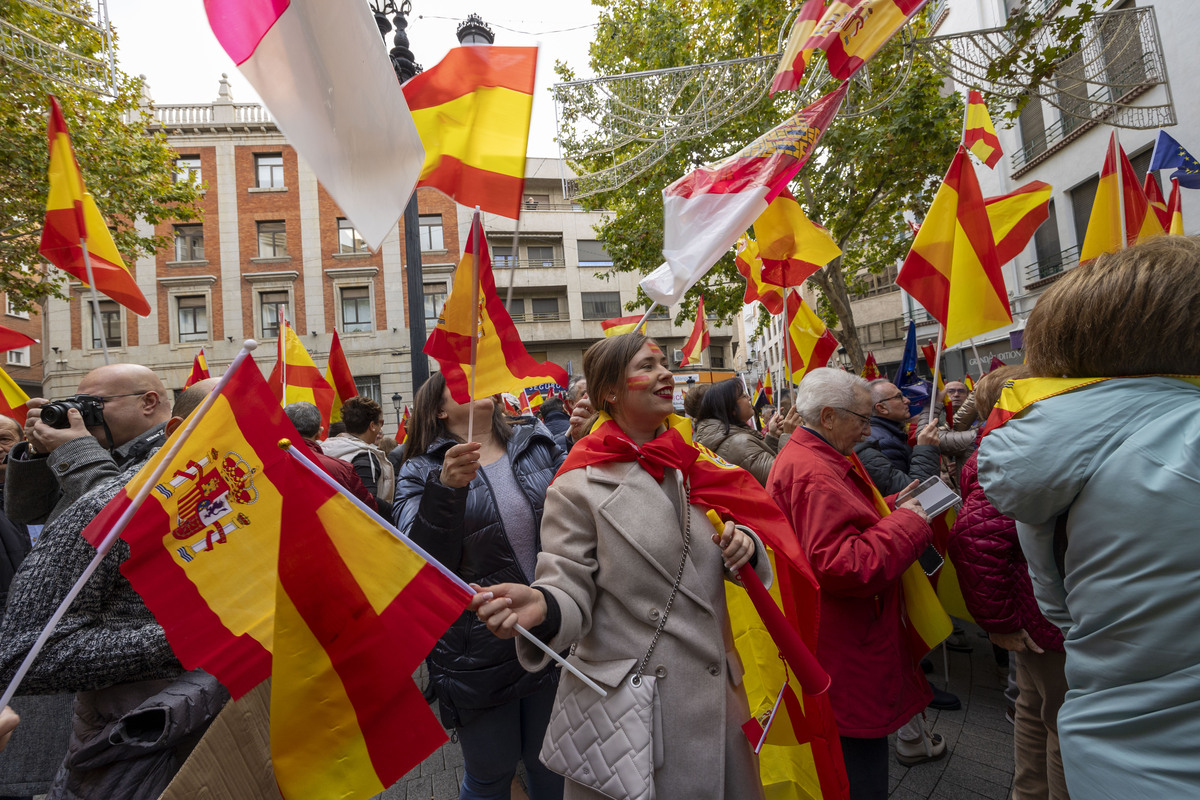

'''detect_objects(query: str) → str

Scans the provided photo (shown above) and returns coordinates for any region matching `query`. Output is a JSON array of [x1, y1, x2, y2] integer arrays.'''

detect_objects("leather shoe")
[[896, 729, 947, 766], [927, 684, 961, 711]]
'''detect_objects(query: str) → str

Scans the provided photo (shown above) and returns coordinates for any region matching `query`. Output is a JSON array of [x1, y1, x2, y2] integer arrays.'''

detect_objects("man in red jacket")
[[283, 403, 378, 513], [768, 368, 940, 800]]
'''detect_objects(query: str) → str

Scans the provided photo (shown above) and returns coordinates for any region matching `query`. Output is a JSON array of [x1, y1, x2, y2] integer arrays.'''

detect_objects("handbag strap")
[[632, 479, 692, 684]]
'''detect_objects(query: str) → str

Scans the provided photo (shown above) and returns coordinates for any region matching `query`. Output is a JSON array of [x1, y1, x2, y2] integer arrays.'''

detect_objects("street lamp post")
[[391, 392, 404, 427]]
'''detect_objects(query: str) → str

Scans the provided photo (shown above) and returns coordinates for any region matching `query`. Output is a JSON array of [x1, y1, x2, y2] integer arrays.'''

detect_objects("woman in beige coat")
[[473, 333, 771, 800]]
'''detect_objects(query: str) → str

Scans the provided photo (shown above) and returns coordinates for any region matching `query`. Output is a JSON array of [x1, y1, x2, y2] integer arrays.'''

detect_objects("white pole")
[[1115, 131, 1128, 250], [969, 338, 986, 380], [926, 327, 944, 427], [466, 208, 482, 445], [80, 240, 110, 365], [783, 289, 796, 400], [0, 341, 261, 709], [504, 211, 523, 311], [635, 303, 658, 333]]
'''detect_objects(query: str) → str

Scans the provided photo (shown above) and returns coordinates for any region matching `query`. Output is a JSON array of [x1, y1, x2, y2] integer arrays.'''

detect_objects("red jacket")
[[768, 428, 933, 737], [947, 450, 1063, 652], [300, 439, 379, 513]]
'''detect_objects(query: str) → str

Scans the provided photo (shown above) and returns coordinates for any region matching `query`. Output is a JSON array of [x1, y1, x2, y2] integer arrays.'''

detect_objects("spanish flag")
[[680, 296, 710, 367], [983, 375, 1200, 436], [1080, 132, 1165, 262], [820, 0, 928, 80], [184, 348, 210, 389], [1143, 172, 1170, 229], [1167, 178, 1185, 235], [753, 188, 842, 287], [324, 331, 358, 423], [396, 405, 409, 444], [600, 314, 644, 338], [39, 96, 150, 316], [735, 235, 785, 315], [784, 291, 838, 383], [82, 353, 470, 798], [0, 367, 30, 426], [424, 211, 568, 403], [402, 46, 537, 220], [267, 322, 335, 434], [963, 90, 1003, 169], [770, 0, 826, 95]]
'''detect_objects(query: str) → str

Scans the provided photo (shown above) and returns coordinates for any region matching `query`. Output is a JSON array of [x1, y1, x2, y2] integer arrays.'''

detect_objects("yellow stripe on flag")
[[410, 86, 533, 180]]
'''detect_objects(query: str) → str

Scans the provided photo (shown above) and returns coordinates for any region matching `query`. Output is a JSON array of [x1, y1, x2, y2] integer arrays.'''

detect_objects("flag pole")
[[969, 338, 986, 380], [635, 303, 658, 333], [279, 307, 288, 408], [0, 340, 262, 710], [927, 325, 944, 427], [783, 289, 796, 404], [80, 240, 110, 365], [1115, 132, 1128, 250], [466, 208, 482, 445], [283, 443, 608, 698], [504, 209, 522, 311]]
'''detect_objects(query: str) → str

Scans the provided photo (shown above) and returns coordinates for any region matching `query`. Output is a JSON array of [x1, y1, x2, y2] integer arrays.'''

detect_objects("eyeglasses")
[[836, 407, 873, 427], [92, 392, 149, 405], [877, 393, 905, 404]]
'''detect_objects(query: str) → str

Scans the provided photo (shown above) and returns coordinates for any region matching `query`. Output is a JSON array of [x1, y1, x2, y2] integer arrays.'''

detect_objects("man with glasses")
[[853, 380, 941, 496], [6, 364, 170, 526]]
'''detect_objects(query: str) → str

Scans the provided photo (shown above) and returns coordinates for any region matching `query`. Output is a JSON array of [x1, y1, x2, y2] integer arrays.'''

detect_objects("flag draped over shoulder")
[[424, 212, 568, 403], [1080, 132, 1164, 262], [0, 367, 30, 426], [325, 331, 358, 423], [784, 291, 838, 383], [268, 323, 335, 433], [601, 314, 644, 338], [184, 348, 210, 389], [402, 46, 537, 220], [753, 188, 842, 287], [40, 96, 150, 316], [641, 82, 848, 307], [204, 0, 424, 250], [735, 235, 785, 315], [963, 90, 1002, 169], [771, 0, 826, 95], [680, 296, 710, 367], [1148, 129, 1200, 190]]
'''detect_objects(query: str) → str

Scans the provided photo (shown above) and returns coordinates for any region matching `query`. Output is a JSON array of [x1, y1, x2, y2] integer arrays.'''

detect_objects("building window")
[[340, 286, 372, 333], [91, 300, 121, 349], [493, 246, 515, 267], [5, 296, 28, 320], [881, 319, 899, 342], [523, 193, 550, 208], [337, 218, 367, 254], [174, 224, 205, 261], [260, 291, 290, 338], [6, 346, 29, 367], [418, 214, 444, 251], [423, 284, 447, 326], [1070, 175, 1099, 247], [257, 221, 287, 258], [578, 240, 613, 266], [505, 298, 525, 321], [255, 154, 284, 188], [531, 297, 559, 321], [711, 352, 725, 369], [354, 375, 381, 405], [527, 245, 555, 267], [176, 295, 208, 343], [175, 156, 201, 186], [581, 291, 620, 319]]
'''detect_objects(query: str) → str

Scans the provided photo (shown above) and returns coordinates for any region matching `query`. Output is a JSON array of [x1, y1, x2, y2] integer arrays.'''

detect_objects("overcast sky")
[[104, 0, 600, 157]]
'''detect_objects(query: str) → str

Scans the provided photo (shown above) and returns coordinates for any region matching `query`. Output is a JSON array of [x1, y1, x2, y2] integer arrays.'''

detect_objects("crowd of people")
[[0, 236, 1194, 800]]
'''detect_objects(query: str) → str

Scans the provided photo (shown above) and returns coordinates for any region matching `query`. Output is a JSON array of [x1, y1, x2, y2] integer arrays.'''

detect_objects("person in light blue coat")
[[977, 236, 1200, 800]]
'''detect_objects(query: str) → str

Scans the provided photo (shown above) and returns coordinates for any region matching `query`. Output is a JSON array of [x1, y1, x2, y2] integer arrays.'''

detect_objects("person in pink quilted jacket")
[[948, 364, 1069, 800]]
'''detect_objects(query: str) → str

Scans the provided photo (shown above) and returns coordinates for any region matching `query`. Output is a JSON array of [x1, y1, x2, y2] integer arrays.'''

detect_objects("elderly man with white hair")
[[768, 367, 942, 800]]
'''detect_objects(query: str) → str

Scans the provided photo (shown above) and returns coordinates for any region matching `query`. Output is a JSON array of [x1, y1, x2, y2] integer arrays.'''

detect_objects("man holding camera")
[[5, 364, 170, 526]]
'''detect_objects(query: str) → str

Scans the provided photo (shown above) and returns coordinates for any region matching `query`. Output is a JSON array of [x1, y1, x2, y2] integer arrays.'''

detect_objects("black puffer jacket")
[[393, 420, 564, 726]]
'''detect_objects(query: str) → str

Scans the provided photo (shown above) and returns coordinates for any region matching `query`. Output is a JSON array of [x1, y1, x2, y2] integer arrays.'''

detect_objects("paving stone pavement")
[[379, 624, 1016, 800]]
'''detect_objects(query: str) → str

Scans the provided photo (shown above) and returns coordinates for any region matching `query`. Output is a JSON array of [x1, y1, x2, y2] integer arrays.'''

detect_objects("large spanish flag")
[[1080, 132, 1164, 262], [820, 0, 928, 80], [324, 331, 358, 424], [424, 211, 567, 403], [267, 323, 335, 433], [770, 0, 826, 95], [735, 234, 785, 315], [0, 367, 30, 426], [403, 46, 537, 221], [784, 291, 838, 383], [963, 90, 1003, 169], [753, 187, 842, 287], [39, 96, 150, 316], [680, 296, 710, 367]]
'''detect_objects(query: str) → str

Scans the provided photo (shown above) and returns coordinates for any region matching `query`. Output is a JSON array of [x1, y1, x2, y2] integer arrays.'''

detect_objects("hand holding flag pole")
[[0, 340, 264, 710]]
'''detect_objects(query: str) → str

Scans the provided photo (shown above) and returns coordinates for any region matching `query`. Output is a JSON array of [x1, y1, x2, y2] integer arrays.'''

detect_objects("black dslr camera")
[[40, 395, 106, 429]]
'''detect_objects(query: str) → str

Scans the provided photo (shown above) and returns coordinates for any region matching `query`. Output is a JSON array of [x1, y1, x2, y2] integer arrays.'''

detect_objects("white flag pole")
[[0, 340, 261, 709], [80, 240, 110, 365], [927, 327, 944, 427], [635, 303, 658, 333], [466, 208, 482, 445]]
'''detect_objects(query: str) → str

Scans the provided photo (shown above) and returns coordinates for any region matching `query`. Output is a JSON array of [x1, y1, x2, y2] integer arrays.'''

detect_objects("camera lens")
[[40, 402, 71, 429]]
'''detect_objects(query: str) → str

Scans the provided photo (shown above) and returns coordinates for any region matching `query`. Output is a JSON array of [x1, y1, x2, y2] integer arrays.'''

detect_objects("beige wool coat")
[[517, 459, 771, 800]]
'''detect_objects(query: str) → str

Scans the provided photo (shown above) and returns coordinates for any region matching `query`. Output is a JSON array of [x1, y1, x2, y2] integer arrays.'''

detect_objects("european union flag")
[[895, 321, 929, 416], [1148, 130, 1200, 190]]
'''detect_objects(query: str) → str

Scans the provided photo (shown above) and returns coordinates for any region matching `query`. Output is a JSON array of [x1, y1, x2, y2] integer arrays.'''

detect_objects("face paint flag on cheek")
[[625, 375, 654, 392]]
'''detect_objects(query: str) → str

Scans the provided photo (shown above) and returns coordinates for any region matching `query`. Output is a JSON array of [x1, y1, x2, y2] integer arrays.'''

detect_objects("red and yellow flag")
[[268, 322, 335, 434], [821, 0, 928, 80], [396, 406, 409, 443], [0, 324, 37, 354], [39, 96, 150, 316], [986, 180, 1053, 265], [402, 46, 537, 220], [680, 296, 710, 367], [1166, 177, 1185, 235], [735, 235, 785, 315], [963, 90, 1003, 169], [898, 146, 1014, 346], [1080, 132, 1165, 262], [784, 291, 838, 383], [600, 314, 643, 338], [983, 375, 1200, 436], [860, 352, 882, 381], [424, 211, 568, 403], [763, 370, 774, 404], [1143, 172, 1170, 229], [963, 373, 975, 392], [770, 0, 826, 95], [920, 338, 945, 394], [753, 188, 842, 287], [184, 348, 210, 389], [324, 331, 358, 423], [0, 367, 31, 426]]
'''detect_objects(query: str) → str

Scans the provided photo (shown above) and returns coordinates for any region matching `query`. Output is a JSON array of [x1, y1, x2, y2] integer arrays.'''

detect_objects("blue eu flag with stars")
[[1149, 130, 1200, 190]]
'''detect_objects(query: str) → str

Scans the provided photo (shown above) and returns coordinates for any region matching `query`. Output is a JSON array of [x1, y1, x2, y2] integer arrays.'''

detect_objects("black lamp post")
[[391, 392, 404, 426]]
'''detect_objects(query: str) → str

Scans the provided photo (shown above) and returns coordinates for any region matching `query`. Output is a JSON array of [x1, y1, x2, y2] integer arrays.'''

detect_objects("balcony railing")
[[491, 257, 567, 269], [509, 311, 570, 323], [520, 202, 590, 212], [1023, 244, 1080, 289], [148, 102, 274, 128]]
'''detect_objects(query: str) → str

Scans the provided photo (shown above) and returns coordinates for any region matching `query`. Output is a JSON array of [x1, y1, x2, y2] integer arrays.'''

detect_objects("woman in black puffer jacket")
[[394, 372, 564, 800]]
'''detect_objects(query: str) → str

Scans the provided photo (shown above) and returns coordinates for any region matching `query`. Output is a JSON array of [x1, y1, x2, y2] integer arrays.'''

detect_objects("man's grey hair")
[[284, 402, 321, 438], [566, 375, 587, 404], [795, 368, 870, 424]]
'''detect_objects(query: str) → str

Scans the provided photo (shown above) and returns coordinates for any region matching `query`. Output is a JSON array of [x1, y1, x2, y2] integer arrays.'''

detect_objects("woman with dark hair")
[[471, 333, 773, 800], [977, 236, 1200, 799], [394, 371, 565, 800], [694, 378, 797, 485]]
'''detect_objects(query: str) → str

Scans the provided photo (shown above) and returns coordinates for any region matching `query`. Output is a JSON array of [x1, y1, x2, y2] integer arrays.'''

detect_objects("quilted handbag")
[[539, 482, 693, 800]]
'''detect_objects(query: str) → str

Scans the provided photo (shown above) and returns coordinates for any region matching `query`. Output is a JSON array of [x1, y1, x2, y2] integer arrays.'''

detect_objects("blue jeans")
[[456, 683, 563, 800]]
